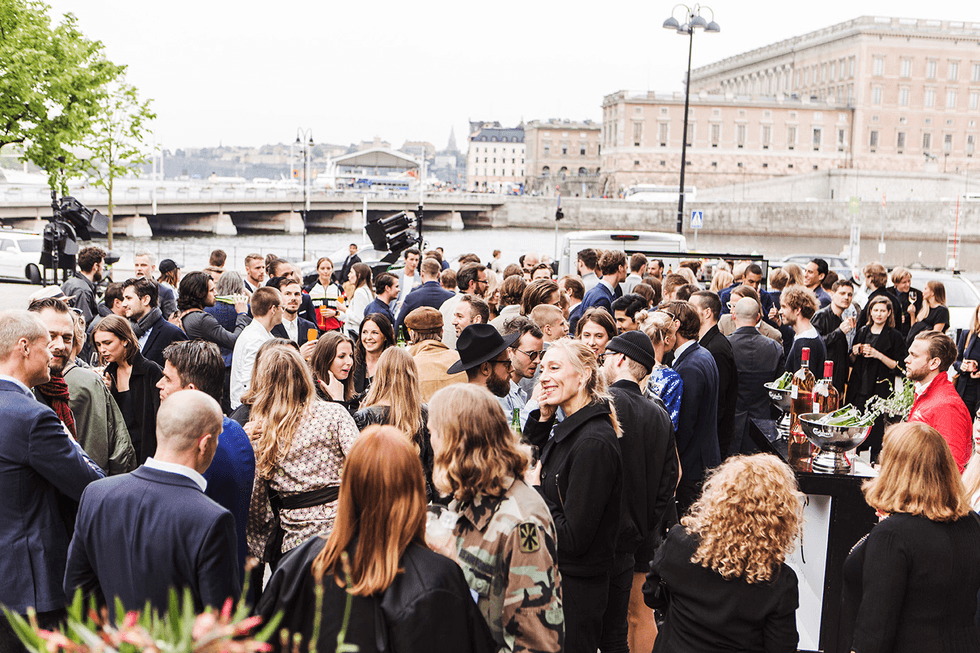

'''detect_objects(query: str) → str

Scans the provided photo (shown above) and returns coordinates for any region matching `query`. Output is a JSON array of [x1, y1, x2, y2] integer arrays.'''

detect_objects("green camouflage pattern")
[[451, 477, 564, 653]]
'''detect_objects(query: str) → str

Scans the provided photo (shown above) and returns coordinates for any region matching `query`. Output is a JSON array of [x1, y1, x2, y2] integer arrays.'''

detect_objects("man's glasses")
[[491, 358, 513, 369], [512, 347, 542, 361]]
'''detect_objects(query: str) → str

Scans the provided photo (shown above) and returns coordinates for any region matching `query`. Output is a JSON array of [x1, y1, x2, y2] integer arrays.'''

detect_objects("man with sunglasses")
[[448, 324, 519, 403], [500, 316, 544, 416]]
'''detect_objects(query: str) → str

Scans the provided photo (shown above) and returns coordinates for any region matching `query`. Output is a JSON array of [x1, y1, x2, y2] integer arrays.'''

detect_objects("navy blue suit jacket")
[[141, 313, 188, 369], [65, 465, 241, 613], [671, 342, 721, 483], [271, 315, 318, 346], [395, 281, 454, 338], [579, 281, 616, 316], [0, 379, 104, 613], [203, 417, 255, 583]]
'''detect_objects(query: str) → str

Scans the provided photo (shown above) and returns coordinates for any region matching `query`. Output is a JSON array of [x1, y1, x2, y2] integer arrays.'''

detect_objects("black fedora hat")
[[447, 324, 520, 374]]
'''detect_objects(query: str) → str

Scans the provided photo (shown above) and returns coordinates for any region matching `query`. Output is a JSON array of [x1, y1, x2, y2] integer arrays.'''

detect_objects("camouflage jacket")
[[450, 477, 564, 653]]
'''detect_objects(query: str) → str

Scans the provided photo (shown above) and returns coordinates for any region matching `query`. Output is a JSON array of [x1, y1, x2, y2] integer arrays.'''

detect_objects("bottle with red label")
[[812, 361, 839, 415], [788, 347, 817, 463]]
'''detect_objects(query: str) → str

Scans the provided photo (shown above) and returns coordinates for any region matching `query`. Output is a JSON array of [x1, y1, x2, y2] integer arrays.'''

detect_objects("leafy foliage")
[[0, 0, 123, 192]]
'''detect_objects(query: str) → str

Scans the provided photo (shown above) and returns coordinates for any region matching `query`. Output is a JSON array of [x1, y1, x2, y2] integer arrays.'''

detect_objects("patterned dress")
[[648, 364, 683, 430], [247, 400, 359, 558]]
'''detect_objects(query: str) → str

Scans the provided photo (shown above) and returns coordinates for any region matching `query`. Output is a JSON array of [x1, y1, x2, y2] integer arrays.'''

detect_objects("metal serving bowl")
[[799, 412, 872, 473], [764, 382, 793, 414]]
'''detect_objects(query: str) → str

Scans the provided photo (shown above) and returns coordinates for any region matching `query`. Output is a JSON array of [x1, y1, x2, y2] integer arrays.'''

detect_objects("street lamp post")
[[295, 128, 314, 259], [663, 4, 720, 235]]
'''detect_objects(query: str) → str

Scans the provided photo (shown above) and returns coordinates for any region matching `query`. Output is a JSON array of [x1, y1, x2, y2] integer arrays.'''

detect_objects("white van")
[[557, 231, 688, 277]]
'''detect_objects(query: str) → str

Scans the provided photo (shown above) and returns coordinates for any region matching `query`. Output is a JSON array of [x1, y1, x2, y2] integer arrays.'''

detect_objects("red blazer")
[[909, 373, 972, 472]]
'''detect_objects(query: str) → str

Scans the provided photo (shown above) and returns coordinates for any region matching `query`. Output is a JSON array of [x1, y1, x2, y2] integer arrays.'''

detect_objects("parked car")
[[906, 270, 980, 342], [0, 229, 43, 283]]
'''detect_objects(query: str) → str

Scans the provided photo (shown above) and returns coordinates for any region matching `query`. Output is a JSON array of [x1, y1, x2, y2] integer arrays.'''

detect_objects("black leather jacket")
[[354, 406, 434, 501]]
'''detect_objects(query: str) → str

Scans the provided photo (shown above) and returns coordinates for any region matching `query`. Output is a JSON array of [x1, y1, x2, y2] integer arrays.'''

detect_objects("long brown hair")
[[864, 295, 896, 328], [360, 347, 424, 447], [250, 346, 317, 479], [312, 425, 427, 595], [92, 314, 139, 364], [863, 422, 970, 522], [429, 384, 529, 502], [311, 332, 357, 401]]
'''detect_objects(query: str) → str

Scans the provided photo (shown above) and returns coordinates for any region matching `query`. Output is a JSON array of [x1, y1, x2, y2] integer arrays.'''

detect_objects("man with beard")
[[451, 295, 489, 342], [61, 246, 105, 327], [811, 279, 856, 394], [448, 324, 520, 409], [29, 297, 135, 475], [121, 277, 187, 369], [269, 278, 318, 357], [780, 285, 825, 374], [906, 331, 972, 471]]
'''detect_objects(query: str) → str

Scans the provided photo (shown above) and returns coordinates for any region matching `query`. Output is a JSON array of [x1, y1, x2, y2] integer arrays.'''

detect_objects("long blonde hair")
[[360, 347, 424, 447], [545, 338, 621, 437], [682, 454, 802, 583], [251, 346, 317, 479], [312, 426, 427, 595]]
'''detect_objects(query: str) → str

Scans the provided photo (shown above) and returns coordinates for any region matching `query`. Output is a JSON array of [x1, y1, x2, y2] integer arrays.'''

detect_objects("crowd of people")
[[2, 240, 980, 653]]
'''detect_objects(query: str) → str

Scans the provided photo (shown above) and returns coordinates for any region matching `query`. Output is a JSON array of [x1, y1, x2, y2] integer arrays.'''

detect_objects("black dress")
[[845, 325, 906, 459], [907, 304, 950, 345], [255, 536, 495, 653], [841, 513, 980, 653], [646, 527, 799, 653]]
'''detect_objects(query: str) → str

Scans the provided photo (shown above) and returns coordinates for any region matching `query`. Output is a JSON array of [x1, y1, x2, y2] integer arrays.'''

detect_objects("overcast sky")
[[45, 1, 980, 151]]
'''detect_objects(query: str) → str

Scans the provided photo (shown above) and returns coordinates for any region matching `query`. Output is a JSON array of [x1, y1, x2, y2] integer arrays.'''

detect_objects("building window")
[[901, 59, 912, 78], [972, 92, 980, 110], [873, 57, 884, 76], [813, 127, 822, 150], [949, 61, 959, 80], [870, 131, 879, 149], [973, 63, 980, 83], [849, 57, 855, 77], [762, 125, 772, 149], [872, 86, 883, 104], [923, 133, 932, 151], [925, 89, 935, 108], [897, 132, 906, 150], [561, 142, 568, 155], [737, 124, 746, 148], [787, 125, 797, 149], [543, 142, 550, 157], [838, 128, 847, 145], [632, 122, 642, 147], [685, 123, 694, 146], [899, 87, 909, 106], [580, 145, 586, 156], [968, 135, 976, 155], [947, 90, 957, 109], [944, 134, 953, 152], [711, 123, 721, 147], [831, 61, 837, 80], [659, 122, 669, 146], [927, 60, 937, 79]]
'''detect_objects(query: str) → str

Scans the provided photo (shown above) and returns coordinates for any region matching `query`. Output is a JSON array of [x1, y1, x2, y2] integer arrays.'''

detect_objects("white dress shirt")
[[229, 320, 273, 409], [144, 456, 207, 491]]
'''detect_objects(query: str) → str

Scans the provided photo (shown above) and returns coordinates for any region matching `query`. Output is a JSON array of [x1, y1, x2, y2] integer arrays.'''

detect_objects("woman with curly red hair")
[[645, 454, 803, 652]]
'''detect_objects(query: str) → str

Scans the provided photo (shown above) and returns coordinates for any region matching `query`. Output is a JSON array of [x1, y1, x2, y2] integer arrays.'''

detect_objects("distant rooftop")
[[602, 89, 844, 108], [470, 126, 525, 143]]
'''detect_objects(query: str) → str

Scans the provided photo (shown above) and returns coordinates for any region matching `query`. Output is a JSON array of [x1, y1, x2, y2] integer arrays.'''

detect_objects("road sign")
[[691, 210, 703, 229], [849, 197, 860, 214]]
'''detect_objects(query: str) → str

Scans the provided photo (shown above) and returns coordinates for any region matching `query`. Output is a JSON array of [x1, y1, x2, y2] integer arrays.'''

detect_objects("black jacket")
[[271, 315, 318, 346], [353, 405, 434, 501], [609, 380, 678, 562], [811, 305, 850, 394], [255, 536, 495, 653], [699, 325, 738, 458], [105, 353, 162, 465], [647, 527, 799, 653], [524, 401, 623, 577], [140, 313, 188, 369]]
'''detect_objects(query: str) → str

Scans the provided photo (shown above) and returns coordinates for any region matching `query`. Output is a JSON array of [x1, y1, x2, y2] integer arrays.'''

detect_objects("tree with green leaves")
[[0, 0, 122, 193], [84, 81, 156, 249]]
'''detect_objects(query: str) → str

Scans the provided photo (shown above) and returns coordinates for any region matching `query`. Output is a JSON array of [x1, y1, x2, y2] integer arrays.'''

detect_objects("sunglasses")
[[512, 347, 542, 361]]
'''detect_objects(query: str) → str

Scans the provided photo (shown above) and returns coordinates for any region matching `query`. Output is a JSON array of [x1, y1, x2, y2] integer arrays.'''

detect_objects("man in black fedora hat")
[[447, 324, 520, 400]]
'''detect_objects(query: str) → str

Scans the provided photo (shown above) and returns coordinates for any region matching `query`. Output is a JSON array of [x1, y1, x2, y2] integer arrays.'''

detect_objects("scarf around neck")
[[36, 373, 77, 439], [131, 307, 162, 338]]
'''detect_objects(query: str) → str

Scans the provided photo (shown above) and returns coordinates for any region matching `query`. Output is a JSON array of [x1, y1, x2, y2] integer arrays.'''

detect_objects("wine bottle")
[[788, 347, 817, 463], [812, 361, 839, 414], [511, 407, 522, 436]]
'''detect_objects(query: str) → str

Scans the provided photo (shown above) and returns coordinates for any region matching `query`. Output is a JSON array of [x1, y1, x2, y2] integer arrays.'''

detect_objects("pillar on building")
[[212, 213, 237, 236], [115, 213, 153, 238], [283, 211, 305, 234]]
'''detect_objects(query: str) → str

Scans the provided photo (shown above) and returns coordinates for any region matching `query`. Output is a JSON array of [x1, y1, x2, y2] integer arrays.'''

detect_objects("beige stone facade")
[[466, 123, 525, 192], [603, 16, 980, 192], [601, 91, 851, 192], [524, 119, 602, 191]]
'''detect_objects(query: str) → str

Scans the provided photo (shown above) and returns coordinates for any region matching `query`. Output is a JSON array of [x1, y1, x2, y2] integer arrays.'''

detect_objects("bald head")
[[732, 297, 761, 327], [156, 389, 222, 462]]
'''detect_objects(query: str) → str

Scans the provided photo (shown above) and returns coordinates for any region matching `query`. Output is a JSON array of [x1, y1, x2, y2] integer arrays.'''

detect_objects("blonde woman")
[[708, 270, 733, 294], [353, 347, 433, 499], [639, 309, 683, 430], [246, 346, 359, 566], [429, 384, 563, 653], [646, 454, 803, 653], [523, 338, 622, 653], [842, 423, 980, 653]]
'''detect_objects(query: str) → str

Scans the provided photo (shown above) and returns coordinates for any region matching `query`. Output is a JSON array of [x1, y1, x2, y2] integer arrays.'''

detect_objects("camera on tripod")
[[40, 192, 110, 282]]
